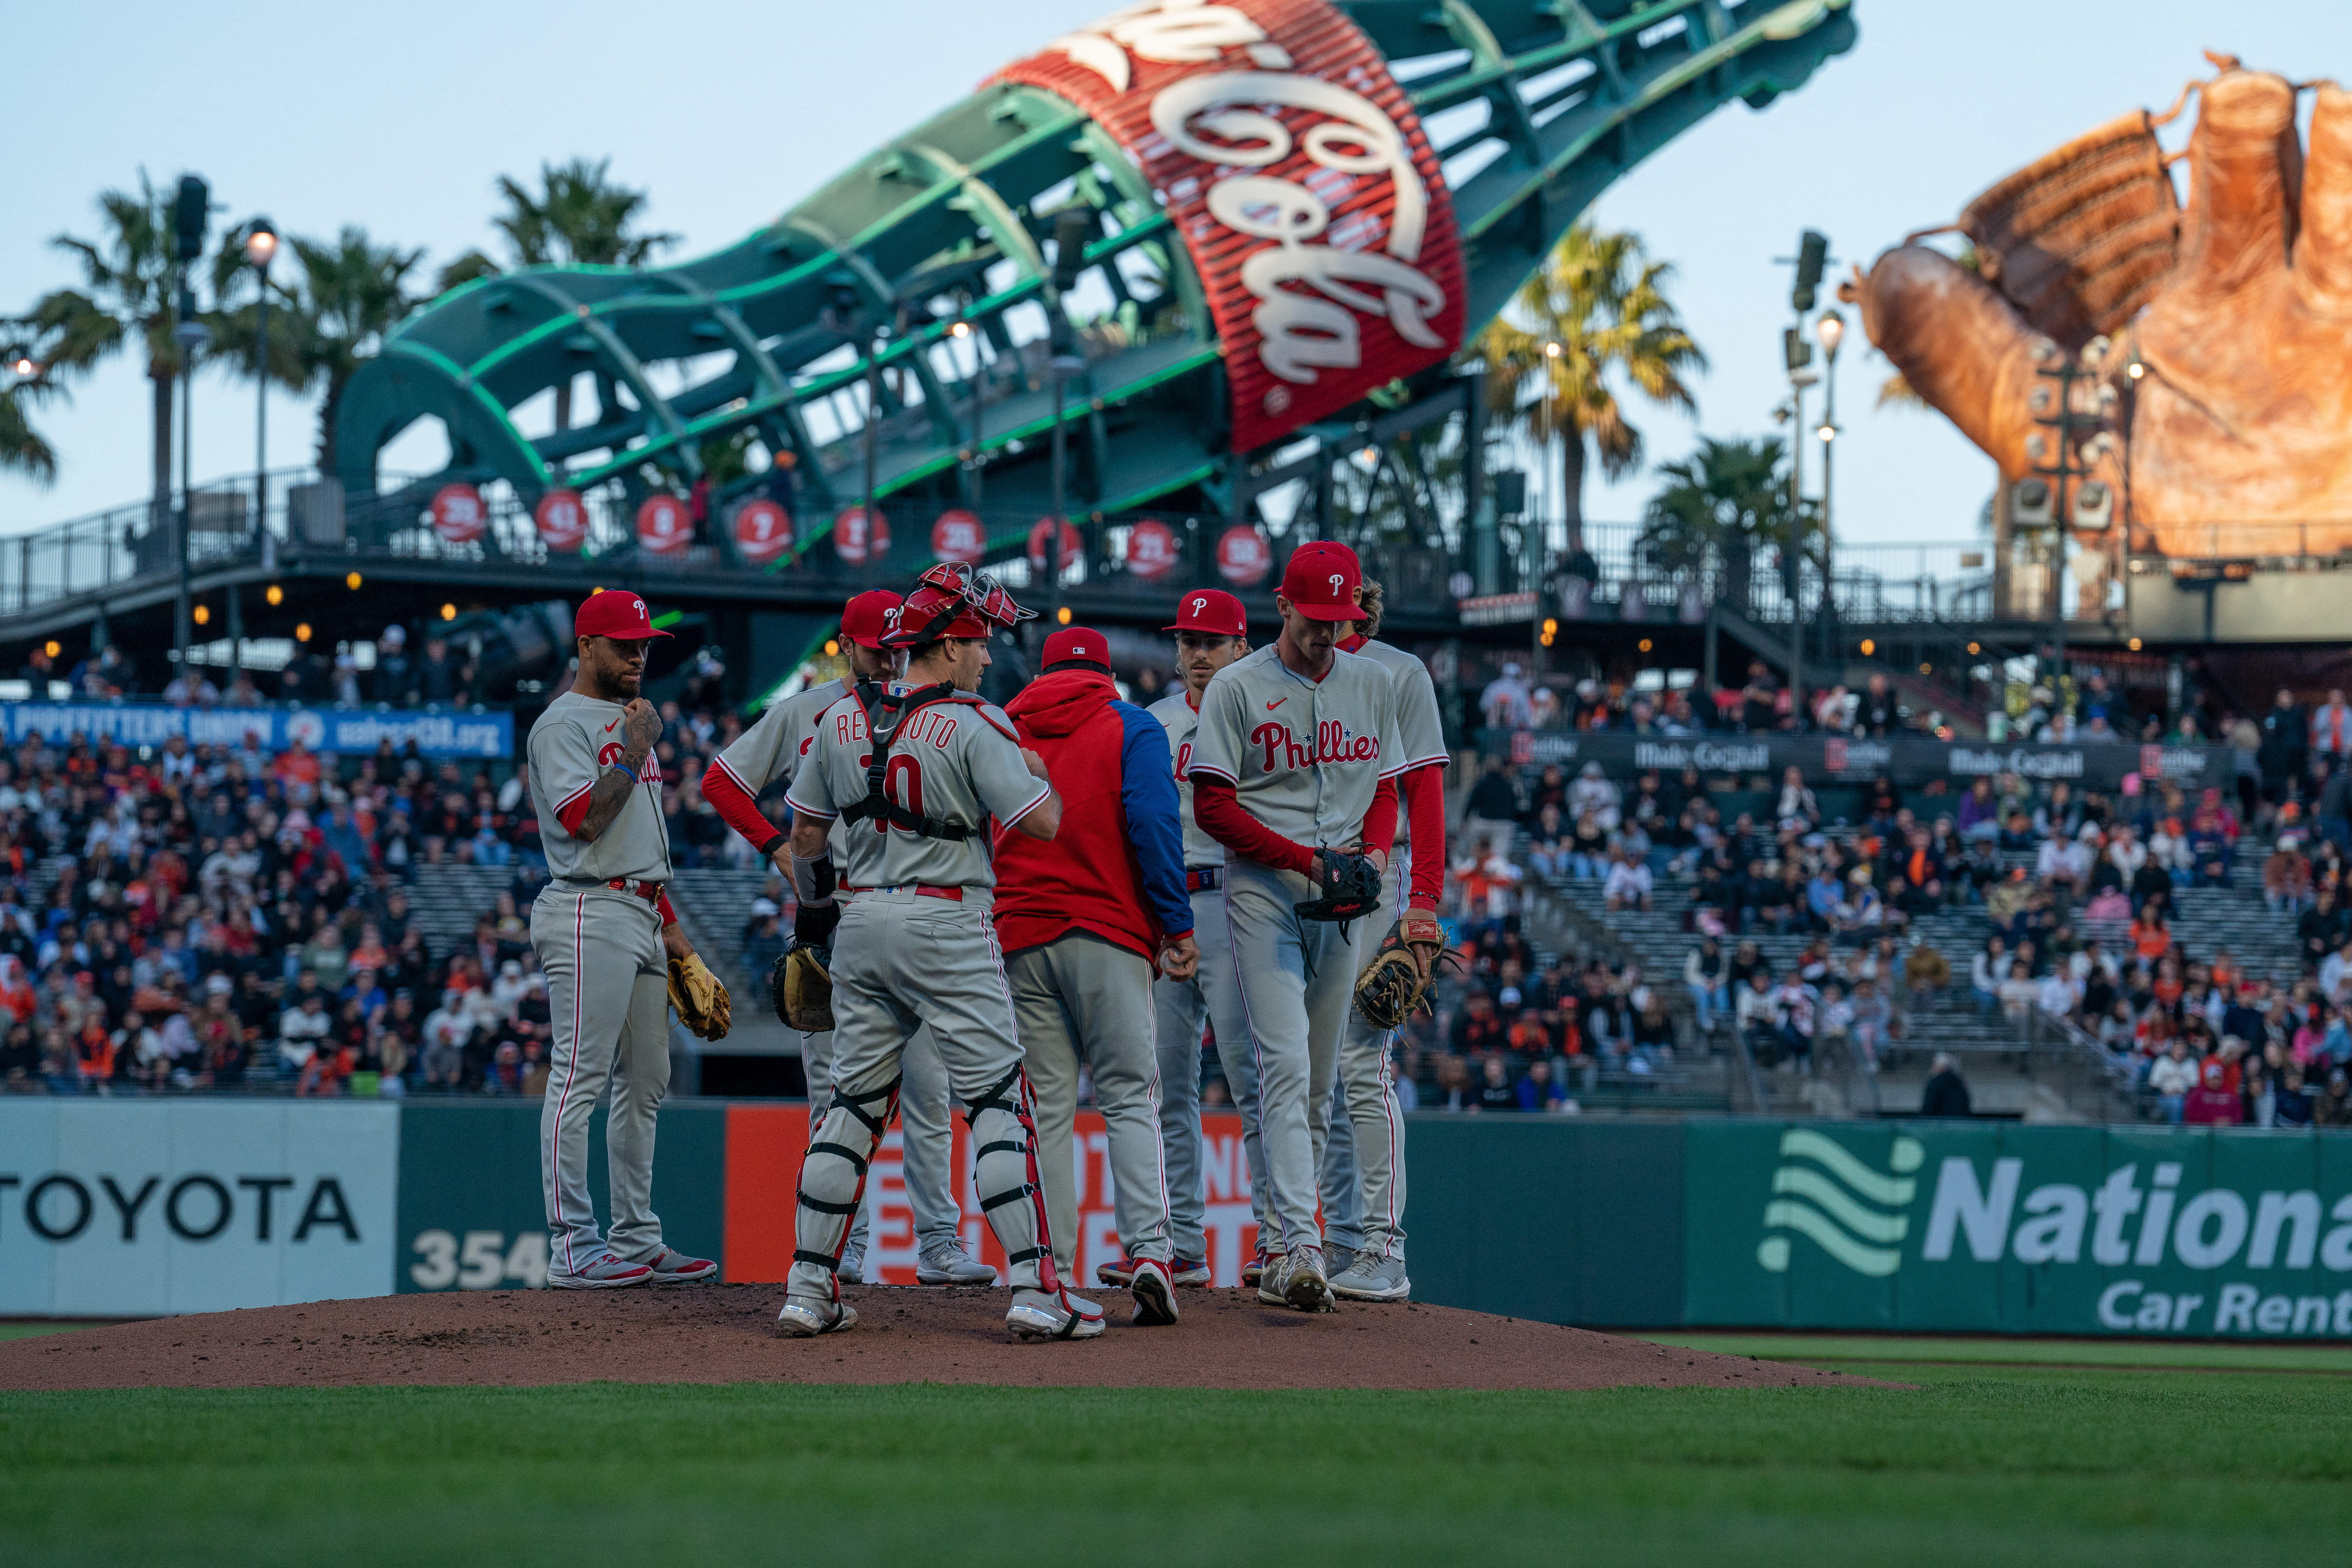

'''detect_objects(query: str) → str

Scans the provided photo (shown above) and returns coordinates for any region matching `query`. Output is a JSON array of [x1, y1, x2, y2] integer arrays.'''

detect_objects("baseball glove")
[[1292, 849, 1383, 923], [668, 953, 733, 1042], [772, 941, 835, 1032], [1353, 910, 1451, 1030]]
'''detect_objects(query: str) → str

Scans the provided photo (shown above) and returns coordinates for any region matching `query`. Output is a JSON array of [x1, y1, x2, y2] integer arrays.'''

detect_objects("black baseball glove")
[[1292, 849, 1383, 924]]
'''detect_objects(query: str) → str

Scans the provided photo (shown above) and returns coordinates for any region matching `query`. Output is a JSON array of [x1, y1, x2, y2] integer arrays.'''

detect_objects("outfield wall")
[[6, 1103, 2350, 1339]]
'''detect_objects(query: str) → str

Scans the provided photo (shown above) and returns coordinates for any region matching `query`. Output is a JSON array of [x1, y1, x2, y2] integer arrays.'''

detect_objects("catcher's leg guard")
[[784, 1074, 902, 1302], [965, 1062, 1061, 1292]]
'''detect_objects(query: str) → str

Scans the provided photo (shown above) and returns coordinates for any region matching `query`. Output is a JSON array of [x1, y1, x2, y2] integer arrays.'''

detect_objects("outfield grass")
[[1652, 1332, 2352, 1374], [3, 1365, 2348, 1567]]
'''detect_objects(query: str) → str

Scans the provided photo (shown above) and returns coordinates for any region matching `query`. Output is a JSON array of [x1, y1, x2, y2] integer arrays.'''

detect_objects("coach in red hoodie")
[[996, 626, 1196, 1325]]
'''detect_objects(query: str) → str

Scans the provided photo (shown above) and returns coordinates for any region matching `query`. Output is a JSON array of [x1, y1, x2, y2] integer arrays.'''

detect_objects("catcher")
[[1184, 543, 1403, 1311], [526, 590, 729, 1289]]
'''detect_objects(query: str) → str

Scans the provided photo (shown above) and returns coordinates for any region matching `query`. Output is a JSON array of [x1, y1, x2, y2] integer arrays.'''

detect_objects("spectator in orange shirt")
[[271, 737, 323, 800]]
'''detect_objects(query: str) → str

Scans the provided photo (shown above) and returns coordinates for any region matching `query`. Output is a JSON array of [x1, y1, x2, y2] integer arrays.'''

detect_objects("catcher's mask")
[[882, 562, 1035, 647]]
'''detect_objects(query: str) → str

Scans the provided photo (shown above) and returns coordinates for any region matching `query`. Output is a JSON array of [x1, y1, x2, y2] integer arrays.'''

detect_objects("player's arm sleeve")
[[1116, 703, 1193, 936], [969, 713, 1054, 829], [528, 716, 599, 838], [1401, 764, 1446, 908], [656, 888, 678, 927], [704, 736, 787, 854], [1193, 777, 1313, 875], [1360, 775, 1399, 860]]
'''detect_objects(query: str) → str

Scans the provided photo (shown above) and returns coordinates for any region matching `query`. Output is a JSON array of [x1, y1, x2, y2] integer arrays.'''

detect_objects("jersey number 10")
[[864, 752, 924, 832]]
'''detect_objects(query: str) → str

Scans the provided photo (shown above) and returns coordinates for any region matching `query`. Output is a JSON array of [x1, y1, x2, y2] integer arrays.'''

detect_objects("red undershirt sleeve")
[[556, 791, 594, 837], [702, 759, 783, 852], [656, 889, 678, 927], [1360, 775, 1399, 860], [1401, 765, 1446, 908], [1192, 776, 1315, 877]]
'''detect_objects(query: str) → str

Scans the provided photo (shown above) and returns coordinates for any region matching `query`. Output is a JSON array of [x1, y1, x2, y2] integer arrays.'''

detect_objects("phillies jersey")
[[528, 690, 671, 883], [1186, 644, 1405, 851], [785, 685, 1050, 890], [1147, 689, 1223, 869], [1350, 638, 1450, 844], [709, 676, 848, 801]]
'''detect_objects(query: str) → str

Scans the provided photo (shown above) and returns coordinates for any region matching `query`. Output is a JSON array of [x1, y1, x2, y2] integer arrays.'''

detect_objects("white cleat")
[[777, 1295, 858, 1337], [916, 1241, 998, 1285], [1006, 1286, 1107, 1341]]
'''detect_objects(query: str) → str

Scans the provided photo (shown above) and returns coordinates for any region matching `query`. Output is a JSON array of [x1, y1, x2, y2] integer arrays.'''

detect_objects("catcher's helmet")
[[883, 562, 1034, 646]]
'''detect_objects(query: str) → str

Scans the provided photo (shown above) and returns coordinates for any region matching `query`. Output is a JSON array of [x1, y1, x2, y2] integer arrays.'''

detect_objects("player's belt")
[[840, 882, 965, 902], [1185, 867, 1223, 893], [565, 876, 662, 904]]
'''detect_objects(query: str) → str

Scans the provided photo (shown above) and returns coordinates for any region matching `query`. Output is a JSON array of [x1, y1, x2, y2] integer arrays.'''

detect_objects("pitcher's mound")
[[0, 1283, 1879, 1392]]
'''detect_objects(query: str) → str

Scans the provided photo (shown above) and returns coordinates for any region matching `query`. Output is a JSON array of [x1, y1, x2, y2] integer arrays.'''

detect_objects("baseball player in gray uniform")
[[702, 590, 992, 1288], [1139, 588, 1275, 1288], [1317, 565, 1450, 1302], [777, 564, 1105, 1340], [1186, 543, 1404, 1311], [529, 590, 720, 1290]]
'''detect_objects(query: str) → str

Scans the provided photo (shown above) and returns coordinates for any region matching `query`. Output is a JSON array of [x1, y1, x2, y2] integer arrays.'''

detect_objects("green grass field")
[[3, 1332, 2347, 1566]]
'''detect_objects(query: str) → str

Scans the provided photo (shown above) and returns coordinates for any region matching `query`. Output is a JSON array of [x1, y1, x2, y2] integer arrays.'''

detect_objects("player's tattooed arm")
[[575, 699, 662, 842]]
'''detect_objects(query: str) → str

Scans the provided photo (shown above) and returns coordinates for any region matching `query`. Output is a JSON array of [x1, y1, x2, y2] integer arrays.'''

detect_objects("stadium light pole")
[[1815, 308, 1844, 676], [235, 217, 278, 684], [170, 175, 211, 678], [1045, 208, 1091, 630]]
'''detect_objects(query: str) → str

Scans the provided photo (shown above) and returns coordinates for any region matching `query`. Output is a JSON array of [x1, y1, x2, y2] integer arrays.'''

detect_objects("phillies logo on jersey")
[[1250, 719, 1379, 772], [597, 741, 661, 783], [1174, 739, 1192, 780]]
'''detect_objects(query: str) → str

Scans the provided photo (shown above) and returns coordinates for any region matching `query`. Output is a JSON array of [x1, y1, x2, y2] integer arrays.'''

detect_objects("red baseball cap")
[[1042, 626, 1111, 672], [839, 590, 904, 651], [1163, 588, 1247, 636], [575, 590, 670, 641], [1279, 541, 1362, 621]]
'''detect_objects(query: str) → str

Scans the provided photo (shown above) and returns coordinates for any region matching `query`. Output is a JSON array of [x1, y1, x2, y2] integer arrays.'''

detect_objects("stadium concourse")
[[5, 638, 2352, 1136]]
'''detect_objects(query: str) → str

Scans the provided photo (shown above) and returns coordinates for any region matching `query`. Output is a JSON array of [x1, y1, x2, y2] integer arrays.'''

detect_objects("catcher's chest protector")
[[840, 681, 984, 842]]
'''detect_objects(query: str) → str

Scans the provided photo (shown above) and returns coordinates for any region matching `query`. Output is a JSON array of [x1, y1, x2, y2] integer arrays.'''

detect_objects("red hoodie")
[[993, 670, 1193, 962]]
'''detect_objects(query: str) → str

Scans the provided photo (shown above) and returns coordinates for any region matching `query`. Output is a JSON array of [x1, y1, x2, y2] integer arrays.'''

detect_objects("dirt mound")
[[0, 1283, 1880, 1392]]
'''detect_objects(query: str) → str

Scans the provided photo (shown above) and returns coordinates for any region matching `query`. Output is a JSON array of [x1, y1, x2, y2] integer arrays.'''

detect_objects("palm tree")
[[207, 227, 425, 477], [1638, 436, 1809, 614], [1469, 221, 1704, 559], [20, 175, 186, 521], [436, 158, 675, 436], [0, 369, 66, 484]]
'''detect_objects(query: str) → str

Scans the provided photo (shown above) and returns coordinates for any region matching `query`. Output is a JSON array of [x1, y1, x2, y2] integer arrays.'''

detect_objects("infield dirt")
[[0, 1283, 1886, 1392]]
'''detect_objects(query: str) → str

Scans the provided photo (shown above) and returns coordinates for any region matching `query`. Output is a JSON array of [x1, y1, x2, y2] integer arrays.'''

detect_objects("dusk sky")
[[2, 1, 2334, 560]]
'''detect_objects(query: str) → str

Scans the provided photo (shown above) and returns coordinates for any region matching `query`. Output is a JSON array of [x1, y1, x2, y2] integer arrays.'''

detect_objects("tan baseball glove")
[[1354, 908, 1452, 1030], [668, 953, 733, 1042]]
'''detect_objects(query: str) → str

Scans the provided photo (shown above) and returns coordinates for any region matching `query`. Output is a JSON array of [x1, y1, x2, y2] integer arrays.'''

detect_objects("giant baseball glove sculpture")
[[1859, 56, 2352, 562]]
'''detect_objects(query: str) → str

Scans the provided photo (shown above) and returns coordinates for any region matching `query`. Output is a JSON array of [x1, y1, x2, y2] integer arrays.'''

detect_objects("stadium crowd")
[[0, 657, 773, 1096]]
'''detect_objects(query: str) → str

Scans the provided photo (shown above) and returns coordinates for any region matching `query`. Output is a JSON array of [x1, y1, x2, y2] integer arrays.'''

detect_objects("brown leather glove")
[[1860, 61, 2352, 562]]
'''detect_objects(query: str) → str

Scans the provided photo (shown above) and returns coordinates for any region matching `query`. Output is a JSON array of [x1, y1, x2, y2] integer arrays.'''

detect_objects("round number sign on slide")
[[734, 499, 793, 565], [1216, 525, 1271, 587], [1125, 518, 1180, 580], [637, 494, 691, 554], [931, 509, 986, 564], [430, 483, 485, 544], [534, 488, 588, 553], [835, 506, 891, 564]]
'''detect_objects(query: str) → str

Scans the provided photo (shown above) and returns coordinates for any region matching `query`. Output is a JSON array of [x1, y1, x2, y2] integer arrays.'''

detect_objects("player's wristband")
[[608, 762, 639, 783], [759, 831, 789, 859]]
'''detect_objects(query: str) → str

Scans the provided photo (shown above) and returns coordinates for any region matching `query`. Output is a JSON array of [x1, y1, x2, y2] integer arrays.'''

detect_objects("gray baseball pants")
[[1223, 859, 1353, 1256], [1319, 856, 1409, 1260], [532, 884, 673, 1276], [787, 888, 1058, 1302], [801, 1020, 960, 1262], [1010, 933, 1172, 1276], [1154, 880, 1269, 1261]]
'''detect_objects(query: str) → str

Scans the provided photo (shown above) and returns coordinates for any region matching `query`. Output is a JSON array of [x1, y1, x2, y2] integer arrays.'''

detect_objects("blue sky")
[[1, 0, 2336, 552]]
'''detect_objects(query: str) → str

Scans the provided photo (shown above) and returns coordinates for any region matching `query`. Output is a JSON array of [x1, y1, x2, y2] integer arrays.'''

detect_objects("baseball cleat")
[[1095, 1255, 1147, 1288], [1171, 1255, 1212, 1287], [1261, 1245, 1334, 1312], [1241, 1247, 1278, 1287], [1130, 1258, 1180, 1326], [838, 1244, 867, 1285], [916, 1240, 998, 1285], [777, 1295, 858, 1336], [1329, 1252, 1411, 1303], [548, 1252, 655, 1290], [1007, 1286, 1107, 1341], [1323, 1242, 1359, 1281], [644, 1247, 718, 1283]]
